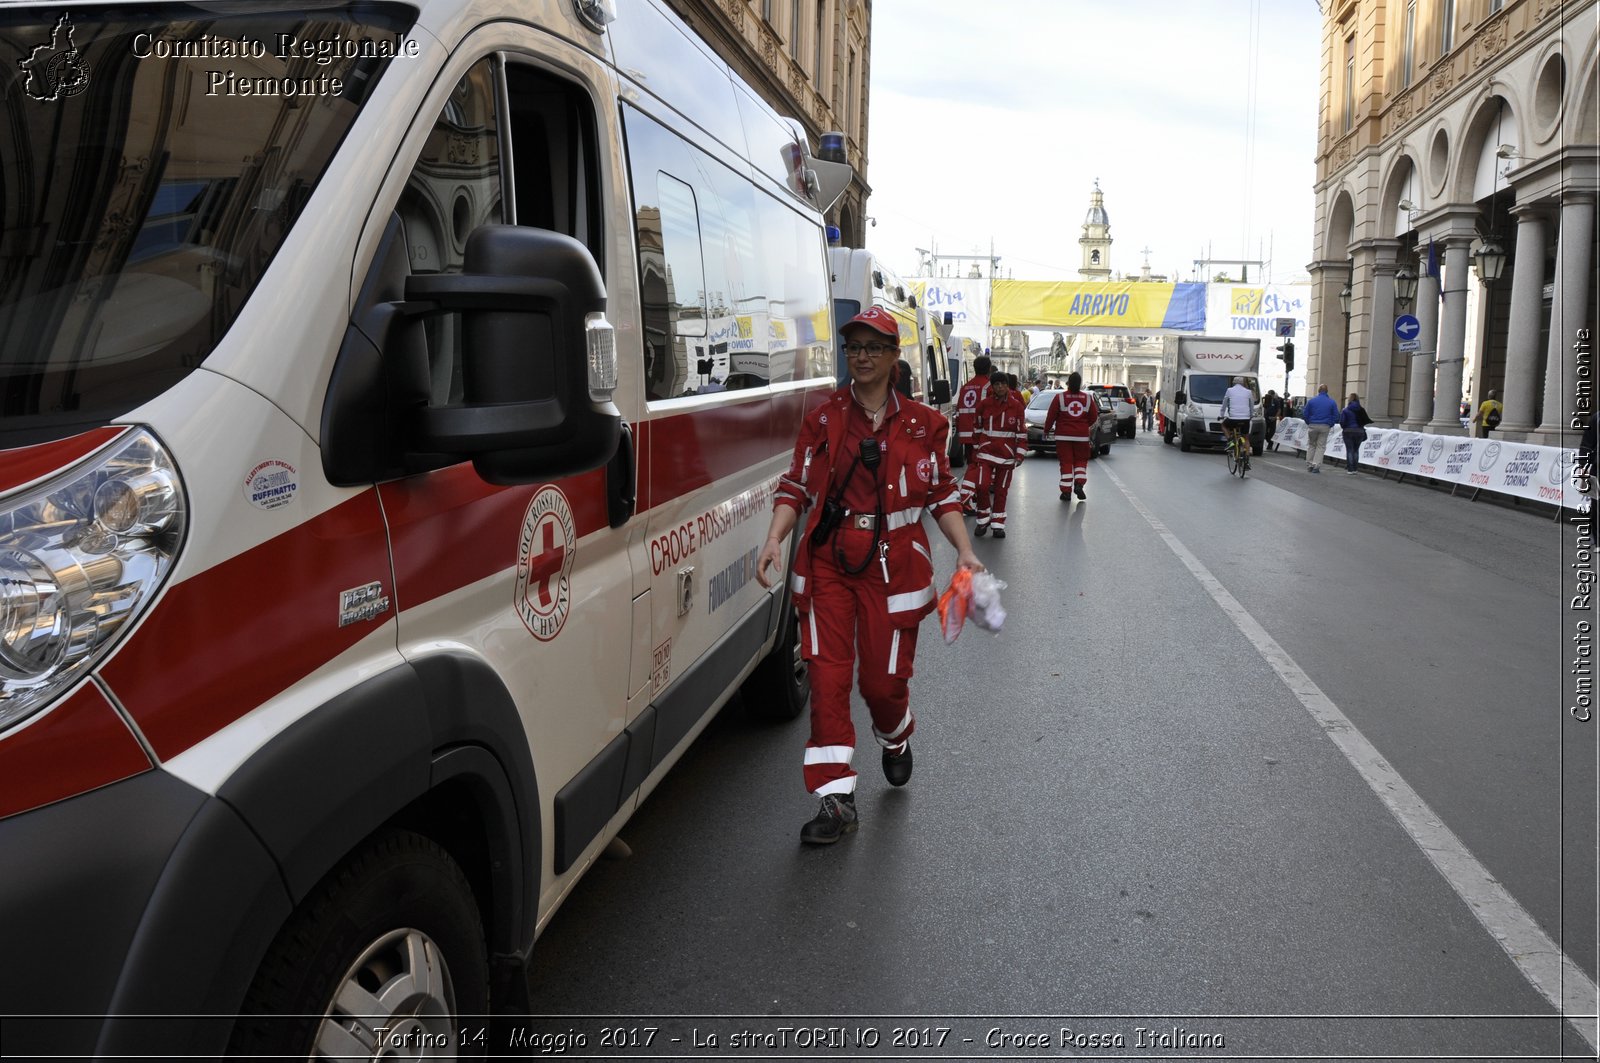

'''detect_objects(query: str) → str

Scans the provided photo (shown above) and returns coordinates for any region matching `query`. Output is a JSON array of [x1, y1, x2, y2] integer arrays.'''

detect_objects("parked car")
[[1024, 390, 1116, 456], [1086, 383, 1139, 438]]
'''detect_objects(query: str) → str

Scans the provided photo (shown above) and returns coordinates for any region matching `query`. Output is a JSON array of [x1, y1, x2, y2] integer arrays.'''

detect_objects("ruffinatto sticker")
[[515, 485, 576, 642], [244, 459, 299, 509]]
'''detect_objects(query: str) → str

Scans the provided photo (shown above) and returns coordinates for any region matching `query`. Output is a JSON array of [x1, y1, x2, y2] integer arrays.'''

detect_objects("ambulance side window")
[[398, 59, 503, 406], [750, 187, 832, 386], [396, 58, 601, 407], [626, 105, 828, 403]]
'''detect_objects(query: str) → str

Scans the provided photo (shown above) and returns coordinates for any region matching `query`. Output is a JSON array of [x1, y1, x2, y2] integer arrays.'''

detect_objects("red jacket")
[[775, 388, 962, 627], [1044, 390, 1099, 442], [954, 373, 990, 445], [975, 393, 1027, 463]]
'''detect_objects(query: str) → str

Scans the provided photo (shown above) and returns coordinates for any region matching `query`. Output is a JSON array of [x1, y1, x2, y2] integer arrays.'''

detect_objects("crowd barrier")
[[1271, 417, 1590, 512]]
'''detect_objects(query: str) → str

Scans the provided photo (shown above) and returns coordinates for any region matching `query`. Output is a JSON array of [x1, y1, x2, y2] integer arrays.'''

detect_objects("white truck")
[[1159, 335, 1265, 455]]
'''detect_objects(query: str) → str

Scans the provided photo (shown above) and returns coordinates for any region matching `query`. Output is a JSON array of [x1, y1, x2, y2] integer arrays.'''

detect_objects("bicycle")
[[1224, 428, 1250, 478]]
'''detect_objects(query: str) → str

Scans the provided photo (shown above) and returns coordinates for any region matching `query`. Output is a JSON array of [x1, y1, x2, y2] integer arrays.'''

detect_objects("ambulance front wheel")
[[229, 828, 489, 1059], [742, 598, 810, 721]]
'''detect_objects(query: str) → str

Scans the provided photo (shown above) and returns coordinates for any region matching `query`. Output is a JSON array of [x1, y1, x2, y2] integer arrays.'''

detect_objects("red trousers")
[[957, 453, 982, 505], [1056, 441, 1090, 491], [799, 532, 918, 796], [973, 459, 1014, 530]]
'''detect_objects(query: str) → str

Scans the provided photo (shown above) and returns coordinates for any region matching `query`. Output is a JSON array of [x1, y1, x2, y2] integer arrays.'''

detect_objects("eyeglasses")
[[844, 341, 897, 357]]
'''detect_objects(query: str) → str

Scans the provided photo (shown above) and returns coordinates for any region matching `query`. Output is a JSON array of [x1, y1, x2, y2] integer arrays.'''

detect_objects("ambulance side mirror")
[[405, 226, 621, 485], [929, 379, 952, 405]]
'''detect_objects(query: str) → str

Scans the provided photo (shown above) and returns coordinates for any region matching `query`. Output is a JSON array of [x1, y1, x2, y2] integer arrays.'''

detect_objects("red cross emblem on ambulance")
[[515, 485, 576, 641]]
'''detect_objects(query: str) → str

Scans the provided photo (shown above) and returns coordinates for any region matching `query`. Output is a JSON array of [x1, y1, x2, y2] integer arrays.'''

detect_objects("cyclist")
[[1220, 376, 1255, 462]]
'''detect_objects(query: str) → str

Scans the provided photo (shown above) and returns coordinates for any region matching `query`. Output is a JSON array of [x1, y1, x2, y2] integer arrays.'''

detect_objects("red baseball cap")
[[841, 305, 899, 340]]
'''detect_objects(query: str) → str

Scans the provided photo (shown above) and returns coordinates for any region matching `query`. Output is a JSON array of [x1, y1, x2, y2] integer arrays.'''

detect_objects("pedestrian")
[[1339, 392, 1370, 474], [894, 358, 915, 399], [1301, 384, 1340, 474], [954, 354, 993, 508], [756, 306, 984, 845], [1263, 389, 1283, 451], [1471, 389, 1503, 438], [1044, 370, 1099, 501], [972, 373, 1027, 539], [1139, 392, 1155, 432]]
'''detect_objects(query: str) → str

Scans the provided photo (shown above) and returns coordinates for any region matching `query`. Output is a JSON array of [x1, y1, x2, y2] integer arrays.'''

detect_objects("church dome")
[[1084, 180, 1108, 227]]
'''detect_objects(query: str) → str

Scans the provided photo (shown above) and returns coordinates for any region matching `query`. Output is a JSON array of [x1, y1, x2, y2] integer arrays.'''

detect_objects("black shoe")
[[1060, 491, 1072, 501], [1075, 485, 1086, 500], [882, 745, 913, 787], [992, 529, 1006, 539], [800, 793, 858, 844], [974, 523, 988, 537]]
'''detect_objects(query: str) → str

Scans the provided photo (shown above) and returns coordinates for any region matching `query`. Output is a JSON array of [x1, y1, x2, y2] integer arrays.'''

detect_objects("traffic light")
[[1275, 339, 1295, 372]]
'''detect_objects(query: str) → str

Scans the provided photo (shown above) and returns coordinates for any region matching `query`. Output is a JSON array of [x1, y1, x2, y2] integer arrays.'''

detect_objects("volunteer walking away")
[[1044, 371, 1099, 501]]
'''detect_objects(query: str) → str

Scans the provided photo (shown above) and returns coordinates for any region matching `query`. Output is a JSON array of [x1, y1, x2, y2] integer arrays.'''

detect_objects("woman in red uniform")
[[756, 307, 983, 845], [1044, 371, 1099, 501]]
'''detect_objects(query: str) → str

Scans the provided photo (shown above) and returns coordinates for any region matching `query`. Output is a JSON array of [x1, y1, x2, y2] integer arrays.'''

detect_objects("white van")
[[0, 1, 838, 1055], [829, 246, 953, 408]]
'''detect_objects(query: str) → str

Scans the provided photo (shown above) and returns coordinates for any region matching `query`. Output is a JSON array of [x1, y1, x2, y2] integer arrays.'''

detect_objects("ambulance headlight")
[[0, 430, 185, 731]]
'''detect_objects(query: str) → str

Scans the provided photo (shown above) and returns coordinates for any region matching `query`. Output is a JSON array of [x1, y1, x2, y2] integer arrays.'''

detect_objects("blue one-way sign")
[[1395, 314, 1421, 341]]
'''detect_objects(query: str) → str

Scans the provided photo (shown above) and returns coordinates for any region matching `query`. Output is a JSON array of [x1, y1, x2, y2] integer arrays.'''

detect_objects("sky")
[[861, 0, 1324, 288]]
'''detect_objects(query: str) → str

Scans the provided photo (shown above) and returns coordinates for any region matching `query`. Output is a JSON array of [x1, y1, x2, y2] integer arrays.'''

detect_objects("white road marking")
[[1101, 462, 1598, 1052]]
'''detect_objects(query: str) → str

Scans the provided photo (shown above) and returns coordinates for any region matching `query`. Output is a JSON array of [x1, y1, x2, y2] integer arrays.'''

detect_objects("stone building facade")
[[1312, 0, 1598, 443], [663, 0, 873, 247]]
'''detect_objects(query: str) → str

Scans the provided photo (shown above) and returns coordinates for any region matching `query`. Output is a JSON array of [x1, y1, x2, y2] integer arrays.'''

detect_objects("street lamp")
[[1393, 267, 1418, 309], [1472, 238, 1507, 283], [1338, 280, 1353, 318]]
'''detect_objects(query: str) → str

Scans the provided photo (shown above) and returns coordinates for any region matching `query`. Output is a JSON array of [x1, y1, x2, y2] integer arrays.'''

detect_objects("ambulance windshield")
[[0, 3, 417, 446]]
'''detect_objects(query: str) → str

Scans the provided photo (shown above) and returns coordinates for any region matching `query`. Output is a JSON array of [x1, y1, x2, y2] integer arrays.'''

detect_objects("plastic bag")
[[936, 569, 1008, 642], [968, 571, 1008, 632], [936, 568, 972, 644]]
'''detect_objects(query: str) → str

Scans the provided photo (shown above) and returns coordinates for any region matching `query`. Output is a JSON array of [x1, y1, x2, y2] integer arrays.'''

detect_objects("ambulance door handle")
[[607, 420, 635, 528]]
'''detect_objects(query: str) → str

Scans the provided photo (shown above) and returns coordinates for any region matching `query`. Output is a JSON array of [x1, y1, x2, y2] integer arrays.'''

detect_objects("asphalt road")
[[523, 429, 1597, 1061]]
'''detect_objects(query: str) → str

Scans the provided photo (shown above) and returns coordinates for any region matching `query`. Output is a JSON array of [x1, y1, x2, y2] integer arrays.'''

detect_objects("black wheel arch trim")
[[216, 655, 539, 951], [85, 650, 541, 1059]]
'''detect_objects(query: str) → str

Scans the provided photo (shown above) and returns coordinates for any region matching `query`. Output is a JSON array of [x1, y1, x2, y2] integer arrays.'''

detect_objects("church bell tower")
[[1078, 180, 1112, 281]]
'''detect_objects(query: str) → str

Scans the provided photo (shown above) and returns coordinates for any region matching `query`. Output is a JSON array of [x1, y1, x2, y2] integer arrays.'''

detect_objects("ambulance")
[[0, 0, 845, 1056], [828, 245, 954, 409]]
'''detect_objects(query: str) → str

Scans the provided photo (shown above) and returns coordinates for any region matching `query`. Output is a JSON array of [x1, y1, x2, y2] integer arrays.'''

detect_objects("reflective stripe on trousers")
[[799, 545, 918, 795]]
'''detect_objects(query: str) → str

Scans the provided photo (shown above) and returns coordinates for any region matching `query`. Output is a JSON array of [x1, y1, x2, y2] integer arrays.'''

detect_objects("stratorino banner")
[[990, 280, 1207, 331]]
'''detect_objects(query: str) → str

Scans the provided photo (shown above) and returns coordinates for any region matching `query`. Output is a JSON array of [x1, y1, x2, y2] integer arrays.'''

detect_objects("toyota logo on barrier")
[[1552, 451, 1574, 486], [1383, 432, 1403, 455], [1427, 438, 1446, 463], [1478, 441, 1502, 471]]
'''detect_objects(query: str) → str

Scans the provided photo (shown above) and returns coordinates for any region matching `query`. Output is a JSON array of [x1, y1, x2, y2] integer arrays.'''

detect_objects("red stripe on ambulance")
[[0, 684, 151, 818], [98, 490, 392, 761], [73, 392, 821, 766]]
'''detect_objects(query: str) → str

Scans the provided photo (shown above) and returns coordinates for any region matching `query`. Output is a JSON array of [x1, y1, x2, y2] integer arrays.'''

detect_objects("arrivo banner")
[[1273, 418, 1588, 511]]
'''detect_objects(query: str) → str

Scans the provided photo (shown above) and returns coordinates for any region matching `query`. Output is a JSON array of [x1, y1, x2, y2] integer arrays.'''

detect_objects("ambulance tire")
[[742, 598, 810, 722], [229, 828, 488, 1059]]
